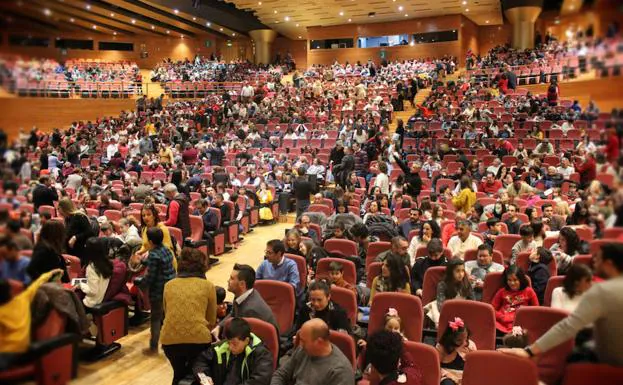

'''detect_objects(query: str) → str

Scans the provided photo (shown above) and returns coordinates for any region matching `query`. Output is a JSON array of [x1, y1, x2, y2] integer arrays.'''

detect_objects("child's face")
[[453, 265, 466, 282], [522, 235, 533, 244], [507, 274, 521, 291], [287, 235, 298, 249], [454, 331, 468, 348], [385, 318, 401, 334], [329, 270, 343, 283], [489, 223, 501, 233], [334, 228, 344, 238]]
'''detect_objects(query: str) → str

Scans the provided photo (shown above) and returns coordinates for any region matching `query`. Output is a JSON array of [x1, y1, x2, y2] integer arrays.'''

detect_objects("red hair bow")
[[449, 317, 464, 331]]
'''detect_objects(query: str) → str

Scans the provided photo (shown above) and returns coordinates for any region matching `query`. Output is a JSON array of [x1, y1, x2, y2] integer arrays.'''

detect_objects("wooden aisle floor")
[[71, 220, 291, 385]]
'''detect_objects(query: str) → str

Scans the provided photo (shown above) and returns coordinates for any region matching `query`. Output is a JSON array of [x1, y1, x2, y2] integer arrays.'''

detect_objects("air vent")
[[368, 12, 376, 17]]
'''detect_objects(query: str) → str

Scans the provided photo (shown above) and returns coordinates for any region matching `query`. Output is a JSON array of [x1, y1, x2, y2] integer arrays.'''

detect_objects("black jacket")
[[168, 193, 191, 238], [528, 261, 550, 305], [410, 256, 447, 293], [190, 334, 273, 385], [293, 177, 313, 201], [65, 213, 96, 266], [27, 243, 70, 283], [394, 157, 422, 198], [32, 184, 58, 211], [295, 300, 351, 334]]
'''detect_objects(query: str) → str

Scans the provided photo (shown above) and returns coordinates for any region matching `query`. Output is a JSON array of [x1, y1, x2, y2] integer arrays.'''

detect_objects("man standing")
[[163, 184, 191, 239], [270, 319, 354, 385], [32, 176, 58, 211], [256, 240, 300, 295], [447, 220, 483, 260], [393, 152, 422, 199], [214, 264, 279, 337], [352, 142, 369, 180], [293, 167, 313, 219], [464, 245, 504, 300]]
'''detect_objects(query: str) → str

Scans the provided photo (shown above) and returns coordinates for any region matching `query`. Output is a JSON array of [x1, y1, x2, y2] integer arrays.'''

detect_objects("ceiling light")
[[181, 34, 184, 38], [348, 18, 352, 22], [298, 36, 302, 39], [151, 25, 155, 29], [486, 20, 489, 23], [86, 4, 91, 10], [295, 23, 299, 27], [174, 9, 179, 14], [219, 27, 223, 31], [92, 25, 97, 29], [398, 6, 403, 11], [462, 0, 467, 4], [192, 17, 196, 21], [284, 16, 290, 21], [339, 11, 344, 16], [258, 1, 262, 4], [465, 8, 469, 12], [131, 19, 136, 24], [404, 13, 408, 17], [113, 32, 117, 35], [569, 5, 574, 10], [275, 21, 279, 23], [409, 41, 414, 46], [43, 8, 51, 16], [70, 18, 75, 22], [274, 10, 277, 14], [166, 30, 170, 34], [110, 13, 114, 17], [232, 33, 236, 36], [206, 22, 211, 26]]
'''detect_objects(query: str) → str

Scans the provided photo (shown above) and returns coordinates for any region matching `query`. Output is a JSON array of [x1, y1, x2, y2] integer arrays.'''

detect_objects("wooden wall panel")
[[272, 37, 307, 71], [0, 98, 135, 140], [460, 16, 480, 60], [478, 24, 512, 55], [307, 41, 461, 67], [0, 31, 222, 68]]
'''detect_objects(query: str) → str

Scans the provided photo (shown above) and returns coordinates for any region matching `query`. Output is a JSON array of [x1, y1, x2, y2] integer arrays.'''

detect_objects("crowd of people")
[[0, 41, 622, 385]]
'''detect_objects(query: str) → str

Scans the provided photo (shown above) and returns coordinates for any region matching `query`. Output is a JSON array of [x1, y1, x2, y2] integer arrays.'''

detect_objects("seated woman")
[[295, 280, 351, 333], [407, 220, 441, 267], [369, 253, 411, 305], [284, 229, 304, 256], [27, 221, 70, 283], [492, 266, 539, 333], [550, 227, 582, 274], [551, 264, 593, 312], [77, 238, 113, 309], [257, 182, 274, 222], [437, 318, 477, 385]]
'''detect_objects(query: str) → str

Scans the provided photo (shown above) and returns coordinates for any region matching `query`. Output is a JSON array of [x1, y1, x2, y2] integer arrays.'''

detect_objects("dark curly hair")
[[366, 330, 405, 375], [178, 247, 208, 274]]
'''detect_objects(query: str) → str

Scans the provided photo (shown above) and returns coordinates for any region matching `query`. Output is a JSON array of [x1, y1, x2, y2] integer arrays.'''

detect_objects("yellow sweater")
[[139, 223, 177, 270], [368, 276, 411, 305], [0, 271, 55, 353], [160, 276, 217, 345], [452, 188, 477, 214]]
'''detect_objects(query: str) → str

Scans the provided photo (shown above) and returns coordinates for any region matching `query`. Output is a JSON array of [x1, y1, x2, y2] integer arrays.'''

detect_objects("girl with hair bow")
[[436, 317, 477, 385]]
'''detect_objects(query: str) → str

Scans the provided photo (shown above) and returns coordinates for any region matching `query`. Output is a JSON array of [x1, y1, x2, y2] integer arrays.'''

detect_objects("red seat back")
[[543, 275, 565, 307], [369, 292, 423, 342], [324, 239, 358, 257], [438, 300, 496, 350], [284, 253, 307, 292], [365, 241, 391, 269], [481, 271, 504, 304], [493, 234, 521, 262], [463, 248, 504, 265], [463, 351, 539, 385], [403, 342, 440, 385], [189, 215, 204, 242], [329, 330, 356, 369], [330, 286, 357, 326], [514, 307, 573, 385], [238, 318, 279, 370], [562, 363, 623, 385], [253, 280, 295, 333], [421, 266, 446, 305]]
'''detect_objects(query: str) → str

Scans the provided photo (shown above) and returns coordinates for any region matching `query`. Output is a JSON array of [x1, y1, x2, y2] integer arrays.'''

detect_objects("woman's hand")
[[357, 339, 367, 348], [68, 236, 77, 248]]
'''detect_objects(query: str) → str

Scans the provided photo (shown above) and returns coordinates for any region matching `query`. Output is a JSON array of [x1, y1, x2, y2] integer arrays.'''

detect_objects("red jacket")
[[606, 133, 620, 163], [479, 180, 503, 195], [378, 351, 423, 385], [575, 157, 596, 185]]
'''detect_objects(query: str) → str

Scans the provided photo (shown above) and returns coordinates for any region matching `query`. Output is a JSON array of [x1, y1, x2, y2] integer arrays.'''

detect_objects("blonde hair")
[[58, 197, 81, 216], [555, 201, 571, 217]]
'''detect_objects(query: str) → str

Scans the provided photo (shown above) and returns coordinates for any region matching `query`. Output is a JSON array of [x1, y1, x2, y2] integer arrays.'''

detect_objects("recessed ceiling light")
[[70, 18, 75, 22], [298, 36, 302, 39], [86, 4, 91, 10], [206, 22, 211, 26], [404, 13, 408, 17], [219, 27, 223, 31], [166, 30, 170, 34], [131, 19, 136, 24], [174, 9, 179, 14], [295, 23, 299, 27], [284, 16, 290, 21], [339, 11, 344, 16], [181, 34, 184, 38], [113, 31, 117, 35], [398, 6, 403, 11], [486, 20, 489, 23], [274, 10, 277, 14], [232, 32, 236, 36], [151, 25, 155, 29], [348, 18, 352, 22], [462, 0, 467, 4], [43, 8, 51, 16], [465, 8, 469, 12], [569, 5, 574, 10], [275, 21, 279, 23], [258, 1, 262, 4], [92, 25, 97, 29], [110, 13, 114, 17], [192, 17, 196, 21]]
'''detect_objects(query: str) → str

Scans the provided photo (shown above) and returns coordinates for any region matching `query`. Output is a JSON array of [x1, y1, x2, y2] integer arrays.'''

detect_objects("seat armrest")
[[29, 333, 79, 356], [89, 300, 126, 315]]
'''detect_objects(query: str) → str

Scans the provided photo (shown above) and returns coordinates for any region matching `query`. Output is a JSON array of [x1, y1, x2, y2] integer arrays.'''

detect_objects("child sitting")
[[436, 317, 477, 385], [215, 286, 228, 323], [326, 222, 347, 242], [492, 266, 539, 333], [426, 258, 474, 327], [358, 307, 407, 348], [328, 261, 356, 295], [482, 218, 502, 249], [511, 225, 536, 264], [527, 247, 553, 305]]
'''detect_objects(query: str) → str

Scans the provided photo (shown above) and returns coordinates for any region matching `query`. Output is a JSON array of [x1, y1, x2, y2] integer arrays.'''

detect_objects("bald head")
[[306, 318, 330, 341], [299, 319, 331, 357]]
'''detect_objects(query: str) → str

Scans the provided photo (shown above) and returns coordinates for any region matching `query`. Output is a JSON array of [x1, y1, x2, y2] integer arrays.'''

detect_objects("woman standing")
[[58, 198, 95, 267], [161, 248, 216, 385], [27, 221, 70, 283], [131, 204, 176, 270]]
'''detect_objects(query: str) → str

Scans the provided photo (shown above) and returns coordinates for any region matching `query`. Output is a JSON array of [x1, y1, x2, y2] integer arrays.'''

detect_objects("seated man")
[[482, 218, 502, 249], [295, 280, 351, 333], [214, 264, 279, 337], [0, 237, 31, 285], [464, 244, 504, 301], [5, 221, 33, 251], [256, 240, 300, 296], [411, 239, 447, 297], [447, 220, 483, 260], [190, 318, 273, 385], [295, 215, 319, 244], [270, 319, 354, 385], [375, 236, 410, 266], [399, 208, 422, 238], [511, 225, 536, 264]]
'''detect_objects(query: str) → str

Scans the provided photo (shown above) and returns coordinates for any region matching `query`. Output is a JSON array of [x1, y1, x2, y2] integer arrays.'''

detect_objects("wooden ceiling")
[[0, 0, 241, 39], [226, 0, 503, 40]]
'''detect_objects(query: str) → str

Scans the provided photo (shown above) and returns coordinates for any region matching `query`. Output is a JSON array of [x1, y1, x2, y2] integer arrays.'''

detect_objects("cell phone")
[[197, 373, 213, 385], [71, 278, 88, 286]]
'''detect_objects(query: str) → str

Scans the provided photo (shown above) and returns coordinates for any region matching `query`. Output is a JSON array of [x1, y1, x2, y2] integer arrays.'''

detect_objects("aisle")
[[71, 220, 291, 385]]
